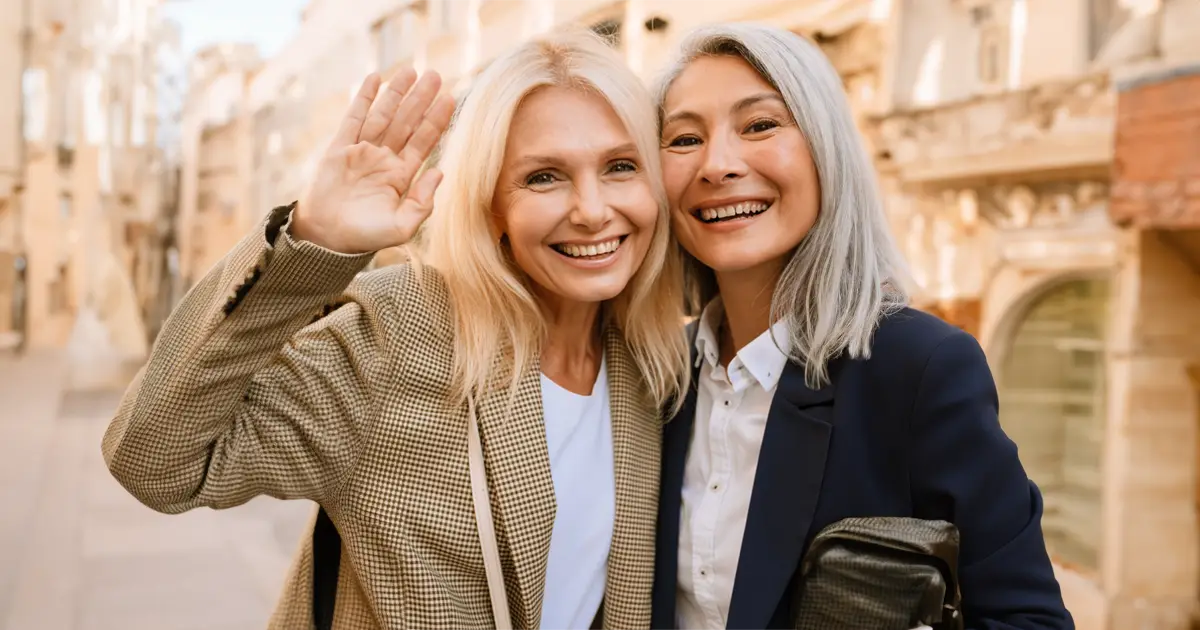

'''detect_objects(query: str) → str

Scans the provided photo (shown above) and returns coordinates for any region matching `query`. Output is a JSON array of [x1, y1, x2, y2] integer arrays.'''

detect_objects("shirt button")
[[723, 400, 729, 406], [710, 483, 720, 491], [699, 569, 708, 576]]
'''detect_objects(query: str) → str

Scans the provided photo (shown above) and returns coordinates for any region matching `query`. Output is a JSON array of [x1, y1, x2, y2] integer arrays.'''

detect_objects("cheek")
[[615, 180, 660, 232], [756, 139, 819, 199], [659, 155, 693, 206], [502, 199, 558, 253]]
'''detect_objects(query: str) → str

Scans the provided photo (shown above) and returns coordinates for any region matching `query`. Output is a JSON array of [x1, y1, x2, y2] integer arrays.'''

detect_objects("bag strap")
[[468, 396, 513, 630]]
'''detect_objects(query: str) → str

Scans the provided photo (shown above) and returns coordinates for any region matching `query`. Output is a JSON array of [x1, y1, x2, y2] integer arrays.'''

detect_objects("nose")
[[569, 178, 611, 232], [697, 132, 748, 184]]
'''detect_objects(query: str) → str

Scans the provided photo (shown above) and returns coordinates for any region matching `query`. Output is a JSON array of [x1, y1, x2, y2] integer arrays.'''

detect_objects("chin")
[[691, 249, 780, 275], [553, 277, 630, 305]]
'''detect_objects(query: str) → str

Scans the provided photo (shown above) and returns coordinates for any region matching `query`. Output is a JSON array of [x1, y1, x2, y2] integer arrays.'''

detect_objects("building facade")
[[177, 0, 1200, 626], [869, 0, 1200, 627], [0, 0, 178, 375]]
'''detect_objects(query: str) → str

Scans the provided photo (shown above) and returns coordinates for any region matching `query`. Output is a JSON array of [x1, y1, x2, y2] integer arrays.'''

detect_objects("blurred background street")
[[0, 351, 311, 630], [1, 0, 1199, 628]]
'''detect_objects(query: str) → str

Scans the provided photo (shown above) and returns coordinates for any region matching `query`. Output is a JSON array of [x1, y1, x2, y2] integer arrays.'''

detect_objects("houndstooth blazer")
[[101, 203, 662, 629]]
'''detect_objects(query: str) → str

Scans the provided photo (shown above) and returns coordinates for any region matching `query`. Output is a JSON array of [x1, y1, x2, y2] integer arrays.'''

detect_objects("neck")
[[539, 294, 603, 394], [714, 262, 783, 363]]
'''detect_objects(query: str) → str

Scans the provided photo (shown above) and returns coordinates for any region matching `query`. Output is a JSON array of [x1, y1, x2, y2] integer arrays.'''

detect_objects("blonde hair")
[[653, 23, 910, 387], [418, 29, 689, 410]]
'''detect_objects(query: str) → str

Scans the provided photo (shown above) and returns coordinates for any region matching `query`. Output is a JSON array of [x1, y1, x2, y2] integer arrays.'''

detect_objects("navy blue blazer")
[[652, 307, 1073, 629]]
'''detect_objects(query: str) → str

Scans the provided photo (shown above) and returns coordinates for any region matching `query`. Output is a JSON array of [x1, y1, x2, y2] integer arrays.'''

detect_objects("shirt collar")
[[693, 299, 723, 370], [693, 298, 792, 391]]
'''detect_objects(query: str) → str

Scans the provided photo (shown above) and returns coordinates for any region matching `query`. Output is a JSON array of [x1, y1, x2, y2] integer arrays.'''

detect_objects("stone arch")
[[980, 267, 1111, 367], [989, 273, 1113, 575]]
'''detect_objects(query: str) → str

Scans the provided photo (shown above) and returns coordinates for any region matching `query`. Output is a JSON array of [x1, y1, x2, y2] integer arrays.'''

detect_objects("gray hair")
[[653, 23, 910, 387]]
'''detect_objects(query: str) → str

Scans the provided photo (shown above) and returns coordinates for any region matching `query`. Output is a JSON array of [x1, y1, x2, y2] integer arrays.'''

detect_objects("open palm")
[[292, 68, 456, 254]]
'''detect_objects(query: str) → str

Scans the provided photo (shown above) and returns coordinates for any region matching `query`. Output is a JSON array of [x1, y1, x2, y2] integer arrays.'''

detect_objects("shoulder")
[[869, 307, 979, 369], [351, 263, 452, 322], [340, 263, 456, 356], [845, 307, 988, 398]]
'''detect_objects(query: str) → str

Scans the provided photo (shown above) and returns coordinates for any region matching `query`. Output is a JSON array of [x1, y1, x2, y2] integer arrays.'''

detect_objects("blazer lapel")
[[725, 359, 838, 630], [475, 359, 556, 630], [651, 364, 700, 629], [601, 327, 661, 630]]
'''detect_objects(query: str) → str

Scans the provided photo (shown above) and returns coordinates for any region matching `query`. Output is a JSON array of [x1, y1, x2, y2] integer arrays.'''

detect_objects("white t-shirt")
[[538, 356, 615, 629]]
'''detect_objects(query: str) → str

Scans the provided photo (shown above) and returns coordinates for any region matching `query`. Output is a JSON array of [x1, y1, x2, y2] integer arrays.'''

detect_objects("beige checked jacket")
[[101, 204, 662, 629]]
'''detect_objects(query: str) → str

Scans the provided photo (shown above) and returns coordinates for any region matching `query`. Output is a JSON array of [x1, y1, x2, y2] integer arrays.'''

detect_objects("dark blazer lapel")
[[475, 358, 556, 629], [725, 359, 838, 630], [601, 327, 661, 629], [651, 363, 700, 629]]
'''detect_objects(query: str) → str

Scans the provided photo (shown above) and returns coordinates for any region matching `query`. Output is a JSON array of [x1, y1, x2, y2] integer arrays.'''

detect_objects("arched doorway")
[[997, 277, 1109, 575]]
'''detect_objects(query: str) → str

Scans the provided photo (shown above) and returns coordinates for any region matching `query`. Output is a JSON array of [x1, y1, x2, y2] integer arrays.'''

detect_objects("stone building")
[[867, 0, 1200, 627], [176, 43, 262, 290], [178, 0, 1199, 626], [0, 0, 178, 369]]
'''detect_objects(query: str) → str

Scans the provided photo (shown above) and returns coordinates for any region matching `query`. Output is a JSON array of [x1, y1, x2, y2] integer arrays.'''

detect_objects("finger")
[[331, 74, 382, 148], [380, 71, 444, 154], [393, 167, 443, 239], [359, 67, 418, 145], [397, 94, 456, 167]]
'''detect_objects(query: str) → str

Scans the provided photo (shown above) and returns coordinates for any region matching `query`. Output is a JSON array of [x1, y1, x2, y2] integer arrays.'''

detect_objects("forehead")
[[505, 86, 633, 156], [664, 55, 778, 112]]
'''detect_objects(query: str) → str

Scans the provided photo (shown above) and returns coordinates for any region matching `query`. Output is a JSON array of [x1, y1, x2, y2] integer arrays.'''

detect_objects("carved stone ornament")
[[934, 180, 1110, 230]]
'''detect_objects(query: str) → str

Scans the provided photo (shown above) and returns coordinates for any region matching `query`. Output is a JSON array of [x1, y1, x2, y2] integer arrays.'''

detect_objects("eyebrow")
[[662, 92, 786, 127]]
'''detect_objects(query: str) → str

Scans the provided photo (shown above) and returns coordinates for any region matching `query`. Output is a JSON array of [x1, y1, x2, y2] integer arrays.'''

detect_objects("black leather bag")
[[792, 517, 964, 630]]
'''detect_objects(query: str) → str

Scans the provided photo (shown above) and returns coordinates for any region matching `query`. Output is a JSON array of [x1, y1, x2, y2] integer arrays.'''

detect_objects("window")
[[374, 10, 417, 70], [998, 278, 1109, 573], [131, 84, 149, 146], [110, 101, 127, 147], [372, 18, 391, 70], [1088, 0, 1131, 60], [84, 70, 106, 145], [48, 265, 70, 314], [59, 69, 79, 148], [968, 1, 1010, 90], [22, 69, 48, 142], [977, 26, 1006, 85], [437, 0, 459, 33]]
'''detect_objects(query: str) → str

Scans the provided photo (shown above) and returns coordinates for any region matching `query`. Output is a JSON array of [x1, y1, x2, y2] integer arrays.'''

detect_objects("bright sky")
[[162, 0, 309, 58]]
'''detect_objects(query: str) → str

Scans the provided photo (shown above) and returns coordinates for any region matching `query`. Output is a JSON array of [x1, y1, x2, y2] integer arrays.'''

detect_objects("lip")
[[550, 235, 629, 246], [686, 197, 775, 232], [689, 196, 775, 213], [549, 236, 628, 270]]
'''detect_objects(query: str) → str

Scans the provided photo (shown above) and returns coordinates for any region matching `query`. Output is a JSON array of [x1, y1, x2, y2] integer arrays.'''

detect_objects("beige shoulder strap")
[[467, 397, 513, 630]]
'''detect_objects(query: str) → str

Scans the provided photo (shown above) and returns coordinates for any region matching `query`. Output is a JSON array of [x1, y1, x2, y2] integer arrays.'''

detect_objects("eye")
[[666, 135, 701, 148], [745, 119, 780, 134], [525, 171, 558, 186], [609, 159, 638, 173]]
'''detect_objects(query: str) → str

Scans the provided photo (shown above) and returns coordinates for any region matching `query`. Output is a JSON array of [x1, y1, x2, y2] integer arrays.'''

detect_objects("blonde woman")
[[102, 31, 688, 629], [649, 24, 1070, 629]]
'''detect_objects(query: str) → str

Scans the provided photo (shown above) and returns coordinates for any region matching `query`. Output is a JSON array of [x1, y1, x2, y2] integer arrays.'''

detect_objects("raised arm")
[[102, 69, 455, 514]]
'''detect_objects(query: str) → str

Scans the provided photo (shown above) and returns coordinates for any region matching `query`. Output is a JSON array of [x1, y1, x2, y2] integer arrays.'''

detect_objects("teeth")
[[699, 201, 770, 222], [555, 238, 622, 258]]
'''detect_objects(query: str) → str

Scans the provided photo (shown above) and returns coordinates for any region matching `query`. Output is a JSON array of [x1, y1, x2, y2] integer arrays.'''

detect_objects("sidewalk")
[[0, 353, 315, 630]]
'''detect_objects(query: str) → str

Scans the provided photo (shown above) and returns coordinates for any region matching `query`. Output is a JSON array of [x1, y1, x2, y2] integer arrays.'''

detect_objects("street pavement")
[[0, 352, 315, 630]]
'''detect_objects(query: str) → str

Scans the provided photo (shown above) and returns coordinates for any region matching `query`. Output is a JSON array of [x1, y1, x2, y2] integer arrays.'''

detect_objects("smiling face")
[[660, 55, 821, 282], [492, 86, 659, 308]]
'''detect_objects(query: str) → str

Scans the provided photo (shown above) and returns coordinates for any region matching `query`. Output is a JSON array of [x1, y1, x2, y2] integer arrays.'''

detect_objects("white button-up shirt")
[[677, 299, 791, 630]]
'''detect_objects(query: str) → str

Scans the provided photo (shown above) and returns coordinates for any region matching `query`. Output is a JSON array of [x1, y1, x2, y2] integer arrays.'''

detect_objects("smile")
[[551, 236, 626, 259], [693, 200, 772, 223]]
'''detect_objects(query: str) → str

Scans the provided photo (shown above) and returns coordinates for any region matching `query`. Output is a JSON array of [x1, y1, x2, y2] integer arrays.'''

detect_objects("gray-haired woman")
[[648, 23, 1073, 629]]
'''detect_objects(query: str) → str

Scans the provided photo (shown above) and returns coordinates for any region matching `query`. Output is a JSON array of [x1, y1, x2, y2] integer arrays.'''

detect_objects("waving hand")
[[292, 69, 456, 254]]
